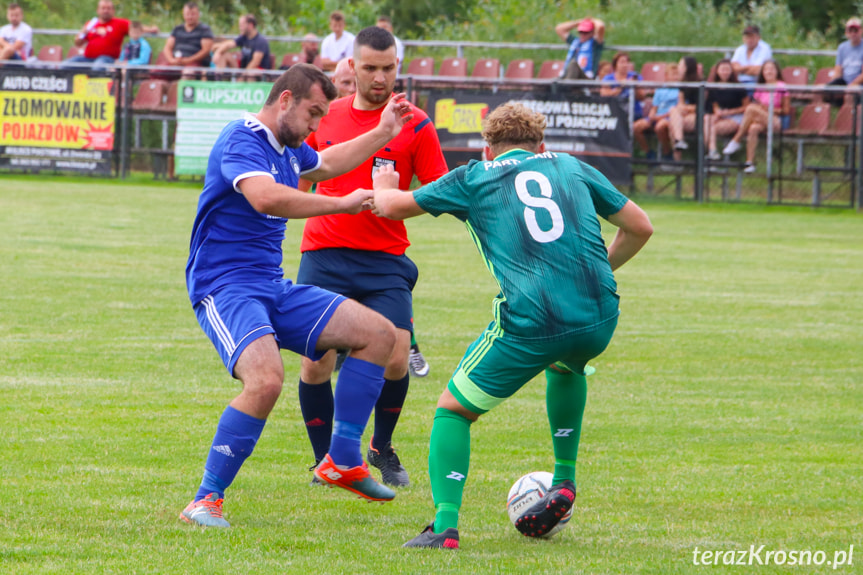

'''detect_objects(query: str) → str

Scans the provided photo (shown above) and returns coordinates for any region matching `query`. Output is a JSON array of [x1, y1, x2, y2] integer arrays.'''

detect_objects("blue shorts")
[[194, 279, 345, 376], [296, 248, 417, 332]]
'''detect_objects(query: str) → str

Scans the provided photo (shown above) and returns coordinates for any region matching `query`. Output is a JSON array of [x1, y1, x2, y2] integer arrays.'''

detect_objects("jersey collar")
[[244, 112, 285, 155]]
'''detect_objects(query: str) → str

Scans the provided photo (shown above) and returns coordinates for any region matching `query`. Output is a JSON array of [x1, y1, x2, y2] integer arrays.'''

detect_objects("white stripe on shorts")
[[202, 295, 237, 355], [305, 296, 342, 357]]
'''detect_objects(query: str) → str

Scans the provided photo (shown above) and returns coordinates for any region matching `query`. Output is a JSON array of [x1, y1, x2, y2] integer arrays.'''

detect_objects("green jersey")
[[413, 149, 628, 341]]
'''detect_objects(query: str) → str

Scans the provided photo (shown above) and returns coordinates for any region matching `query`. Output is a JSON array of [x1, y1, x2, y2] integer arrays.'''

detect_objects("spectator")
[[376, 15, 403, 73], [117, 21, 151, 66], [212, 13, 271, 80], [722, 59, 790, 173], [555, 16, 605, 79], [162, 1, 214, 76], [299, 33, 320, 65], [599, 52, 646, 120], [332, 57, 356, 98], [664, 56, 700, 164], [320, 10, 355, 72], [633, 63, 680, 160], [0, 3, 32, 63], [704, 58, 749, 160], [823, 17, 863, 107], [66, 0, 157, 68], [595, 60, 612, 82], [731, 25, 772, 84]]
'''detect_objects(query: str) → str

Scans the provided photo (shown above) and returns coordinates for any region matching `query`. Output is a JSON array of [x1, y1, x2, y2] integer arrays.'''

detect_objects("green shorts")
[[448, 317, 618, 414]]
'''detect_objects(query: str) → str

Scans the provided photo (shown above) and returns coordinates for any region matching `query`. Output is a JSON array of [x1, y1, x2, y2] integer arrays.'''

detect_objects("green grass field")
[[1, 176, 861, 574]]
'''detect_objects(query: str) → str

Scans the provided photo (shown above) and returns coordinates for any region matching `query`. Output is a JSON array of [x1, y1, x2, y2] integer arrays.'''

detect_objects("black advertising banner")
[[427, 90, 631, 185], [0, 69, 115, 175]]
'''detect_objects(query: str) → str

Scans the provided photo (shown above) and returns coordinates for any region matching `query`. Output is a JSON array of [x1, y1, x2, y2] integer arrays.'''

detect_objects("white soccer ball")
[[506, 471, 572, 537]]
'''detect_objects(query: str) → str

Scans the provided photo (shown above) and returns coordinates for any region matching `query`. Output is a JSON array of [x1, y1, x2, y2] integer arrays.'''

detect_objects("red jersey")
[[301, 94, 448, 255], [83, 18, 129, 59]]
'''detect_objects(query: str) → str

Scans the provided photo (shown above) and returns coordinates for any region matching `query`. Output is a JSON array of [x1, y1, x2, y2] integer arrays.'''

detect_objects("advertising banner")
[[0, 69, 115, 174], [427, 90, 631, 185], [174, 81, 271, 175]]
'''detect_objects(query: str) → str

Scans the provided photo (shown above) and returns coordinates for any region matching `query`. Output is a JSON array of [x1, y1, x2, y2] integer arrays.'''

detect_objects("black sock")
[[372, 373, 410, 450], [298, 378, 333, 462]]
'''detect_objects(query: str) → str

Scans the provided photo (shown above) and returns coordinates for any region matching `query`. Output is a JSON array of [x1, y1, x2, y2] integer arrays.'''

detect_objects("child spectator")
[[117, 21, 151, 66], [722, 59, 790, 173], [704, 59, 749, 160], [664, 56, 700, 164], [633, 63, 679, 160]]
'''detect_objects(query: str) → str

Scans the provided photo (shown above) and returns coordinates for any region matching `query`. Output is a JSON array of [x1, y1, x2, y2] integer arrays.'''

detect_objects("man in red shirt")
[[297, 26, 448, 487], [66, 0, 157, 68]]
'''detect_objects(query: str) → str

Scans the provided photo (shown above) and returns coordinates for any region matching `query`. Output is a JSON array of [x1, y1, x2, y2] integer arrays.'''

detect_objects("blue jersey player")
[[370, 102, 653, 548], [180, 64, 415, 528]]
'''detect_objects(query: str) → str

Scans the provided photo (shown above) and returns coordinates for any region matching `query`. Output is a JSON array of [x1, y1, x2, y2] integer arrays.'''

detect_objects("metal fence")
[[3, 58, 861, 210]]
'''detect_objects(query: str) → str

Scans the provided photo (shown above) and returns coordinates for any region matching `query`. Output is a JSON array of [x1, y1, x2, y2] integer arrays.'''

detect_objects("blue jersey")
[[186, 113, 321, 304]]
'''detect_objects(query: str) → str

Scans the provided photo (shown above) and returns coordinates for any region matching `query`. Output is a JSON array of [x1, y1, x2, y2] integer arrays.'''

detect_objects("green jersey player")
[[370, 102, 653, 549]]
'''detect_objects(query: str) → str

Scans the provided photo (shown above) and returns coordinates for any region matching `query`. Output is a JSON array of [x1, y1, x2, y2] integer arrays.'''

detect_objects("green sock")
[[429, 406, 472, 533], [545, 367, 587, 486], [410, 332, 417, 347]]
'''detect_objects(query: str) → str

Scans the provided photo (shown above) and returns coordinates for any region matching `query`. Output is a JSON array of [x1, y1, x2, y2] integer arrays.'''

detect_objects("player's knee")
[[249, 378, 284, 406], [300, 356, 334, 384], [361, 317, 397, 364]]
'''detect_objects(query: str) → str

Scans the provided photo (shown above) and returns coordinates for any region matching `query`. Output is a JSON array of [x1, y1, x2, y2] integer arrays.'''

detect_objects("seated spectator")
[[117, 21, 151, 66], [376, 15, 403, 74], [731, 25, 772, 84], [664, 56, 700, 163], [555, 16, 605, 79], [704, 59, 749, 160], [320, 10, 355, 72], [823, 17, 863, 107], [299, 33, 320, 65], [595, 60, 612, 83], [599, 52, 646, 120], [332, 57, 356, 98], [66, 0, 157, 69], [162, 1, 214, 77], [633, 63, 679, 160], [722, 59, 791, 173], [212, 13, 270, 80], [0, 3, 32, 64]]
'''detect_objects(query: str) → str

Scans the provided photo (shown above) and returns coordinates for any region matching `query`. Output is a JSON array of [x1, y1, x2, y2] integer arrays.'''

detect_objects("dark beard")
[[276, 116, 303, 148]]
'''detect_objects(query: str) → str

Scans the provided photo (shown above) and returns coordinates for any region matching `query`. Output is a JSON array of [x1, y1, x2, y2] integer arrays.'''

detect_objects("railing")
[[32, 28, 838, 59], [2, 58, 861, 210]]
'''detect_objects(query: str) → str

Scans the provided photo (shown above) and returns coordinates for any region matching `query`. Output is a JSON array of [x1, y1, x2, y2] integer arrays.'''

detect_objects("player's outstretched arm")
[[239, 175, 372, 219], [605, 200, 653, 271], [369, 165, 427, 220], [306, 94, 414, 182]]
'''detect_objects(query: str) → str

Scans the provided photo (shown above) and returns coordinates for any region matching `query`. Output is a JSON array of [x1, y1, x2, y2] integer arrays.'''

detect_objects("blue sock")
[[329, 356, 385, 467], [194, 405, 266, 502], [298, 378, 334, 462]]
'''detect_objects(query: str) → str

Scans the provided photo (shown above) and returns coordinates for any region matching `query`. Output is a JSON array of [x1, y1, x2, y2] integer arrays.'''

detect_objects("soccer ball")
[[506, 471, 572, 537]]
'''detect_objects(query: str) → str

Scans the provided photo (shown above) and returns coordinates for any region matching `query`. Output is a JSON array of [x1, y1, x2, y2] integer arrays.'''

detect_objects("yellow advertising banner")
[[0, 72, 115, 150]]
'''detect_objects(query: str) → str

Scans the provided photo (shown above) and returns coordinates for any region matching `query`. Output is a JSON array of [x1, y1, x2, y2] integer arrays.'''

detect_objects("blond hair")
[[481, 103, 546, 153]]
